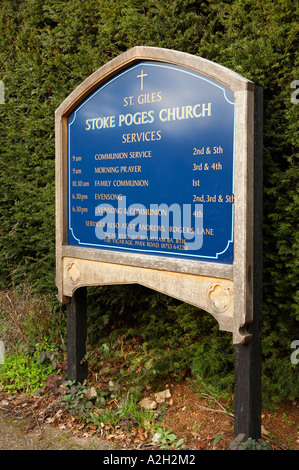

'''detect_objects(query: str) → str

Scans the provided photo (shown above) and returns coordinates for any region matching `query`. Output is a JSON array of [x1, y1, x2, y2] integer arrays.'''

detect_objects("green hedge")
[[0, 0, 298, 403]]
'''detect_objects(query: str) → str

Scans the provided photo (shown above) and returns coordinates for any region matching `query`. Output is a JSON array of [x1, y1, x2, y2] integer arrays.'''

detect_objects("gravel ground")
[[0, 411, 113, 450]]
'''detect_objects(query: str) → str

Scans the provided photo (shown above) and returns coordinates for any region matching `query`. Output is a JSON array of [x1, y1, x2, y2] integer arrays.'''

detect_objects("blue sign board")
[[67, 61, 235, 264]]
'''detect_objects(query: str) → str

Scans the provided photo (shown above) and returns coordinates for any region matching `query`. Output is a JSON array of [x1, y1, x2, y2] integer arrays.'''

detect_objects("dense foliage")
[[0, 0, 298, 404]]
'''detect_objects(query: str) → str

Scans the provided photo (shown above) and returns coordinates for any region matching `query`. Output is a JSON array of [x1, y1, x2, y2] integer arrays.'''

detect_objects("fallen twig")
[[195, 401, 234, 418]]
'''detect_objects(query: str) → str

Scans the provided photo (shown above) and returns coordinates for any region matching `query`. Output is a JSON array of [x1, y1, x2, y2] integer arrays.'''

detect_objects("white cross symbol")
[[137, 70, 148, 91]]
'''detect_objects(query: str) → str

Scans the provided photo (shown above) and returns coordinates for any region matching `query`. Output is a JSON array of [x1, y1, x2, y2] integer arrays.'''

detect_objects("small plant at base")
[[229, 433, 272, 450], [192, 421, 201, 432], [152, 425, 184, 449], [87, 392, 156, 432], [212, 433, 225, 448], [58, 380, 95, 416]]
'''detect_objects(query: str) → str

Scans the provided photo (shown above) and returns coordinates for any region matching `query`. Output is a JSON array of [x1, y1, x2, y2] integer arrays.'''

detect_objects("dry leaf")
[[139, 397, 157, 410], [84, 387, 97, 400], [88, 424, 97, 430], [154, 389, 171, 403]]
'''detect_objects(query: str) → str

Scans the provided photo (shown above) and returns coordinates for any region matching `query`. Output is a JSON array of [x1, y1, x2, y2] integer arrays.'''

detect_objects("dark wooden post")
[[234, 86, 263, 440], [67, 286, 88, 383]]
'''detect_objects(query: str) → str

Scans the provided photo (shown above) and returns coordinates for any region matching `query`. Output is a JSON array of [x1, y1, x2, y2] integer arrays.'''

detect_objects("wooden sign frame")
[[55, 47, 263, 439]]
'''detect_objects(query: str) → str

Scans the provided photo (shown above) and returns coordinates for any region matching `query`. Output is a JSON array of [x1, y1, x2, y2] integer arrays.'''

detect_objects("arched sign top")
[[56, 47, 258, 345], [56, 46, 253, 117]]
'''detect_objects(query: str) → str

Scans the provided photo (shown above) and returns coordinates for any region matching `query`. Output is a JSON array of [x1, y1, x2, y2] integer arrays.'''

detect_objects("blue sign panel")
[[67, 61, 235, 264]]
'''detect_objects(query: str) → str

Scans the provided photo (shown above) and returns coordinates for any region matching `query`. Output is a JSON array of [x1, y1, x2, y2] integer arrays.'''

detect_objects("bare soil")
[[0, 379, 298, 451], [161, 380, 299, 450]]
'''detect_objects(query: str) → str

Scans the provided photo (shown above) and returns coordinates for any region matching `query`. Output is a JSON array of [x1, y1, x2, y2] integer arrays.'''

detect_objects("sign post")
[[234, 86, 263, 439], [55, 47, 263, 439]]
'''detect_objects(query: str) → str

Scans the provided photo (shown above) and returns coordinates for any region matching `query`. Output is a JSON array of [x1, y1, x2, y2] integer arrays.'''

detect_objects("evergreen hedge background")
[[0, 0, 298, 404]]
